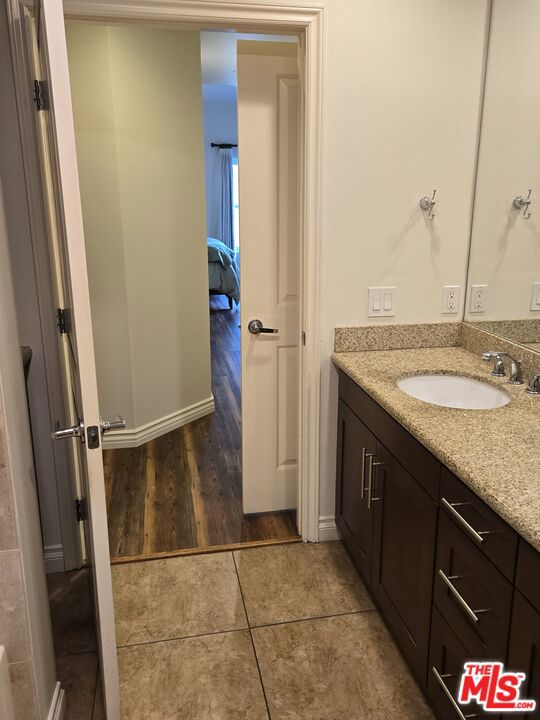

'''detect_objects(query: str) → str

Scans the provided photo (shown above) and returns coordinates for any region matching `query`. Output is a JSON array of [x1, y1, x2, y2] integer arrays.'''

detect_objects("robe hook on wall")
[[513, 189, 532, 219], [419, 189, 437, 220]]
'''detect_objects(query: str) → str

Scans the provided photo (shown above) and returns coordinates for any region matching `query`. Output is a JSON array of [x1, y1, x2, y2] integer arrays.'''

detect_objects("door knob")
[[248, 319, 278, 335], [100, 416, 126, 434], [52, 419, 85, 441]]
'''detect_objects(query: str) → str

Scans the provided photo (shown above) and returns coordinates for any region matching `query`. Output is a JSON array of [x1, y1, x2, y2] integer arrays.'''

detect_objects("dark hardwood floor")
[[104, 295, 299, 561]]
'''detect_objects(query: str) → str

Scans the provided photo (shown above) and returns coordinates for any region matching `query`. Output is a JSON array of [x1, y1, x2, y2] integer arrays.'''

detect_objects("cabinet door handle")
[[438, 570, 490, 625], [441, 498, 490, 545], [367, 458, 383, 510], [431, 667, 468, 720], [361, 448, 367, 500]]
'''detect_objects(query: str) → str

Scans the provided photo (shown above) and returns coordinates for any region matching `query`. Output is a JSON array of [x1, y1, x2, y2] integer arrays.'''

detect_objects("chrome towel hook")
[[513, 189, 532, 219], [419, 189, 437, 220]]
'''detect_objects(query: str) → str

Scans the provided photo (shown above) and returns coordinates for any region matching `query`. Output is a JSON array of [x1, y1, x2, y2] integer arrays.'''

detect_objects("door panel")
[[335, 399, 376, 584], [25, 1, 119, 716], [237, 41, 300, 514], [371, 443, 438, 685]]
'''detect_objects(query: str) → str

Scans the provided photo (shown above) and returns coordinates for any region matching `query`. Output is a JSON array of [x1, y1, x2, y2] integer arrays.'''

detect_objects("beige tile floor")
[[54, 542, 435, 719]]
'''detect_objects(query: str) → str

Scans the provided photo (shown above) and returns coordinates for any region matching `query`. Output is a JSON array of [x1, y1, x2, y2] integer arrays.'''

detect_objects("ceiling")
[[200, 31, 297, 97]]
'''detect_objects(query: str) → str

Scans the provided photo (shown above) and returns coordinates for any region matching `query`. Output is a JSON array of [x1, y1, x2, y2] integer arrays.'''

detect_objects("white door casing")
[[22, 0, 120, 716], [238, 42, 300, 514]]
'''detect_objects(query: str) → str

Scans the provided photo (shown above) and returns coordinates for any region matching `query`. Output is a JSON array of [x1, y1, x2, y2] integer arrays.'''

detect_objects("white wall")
[[200, 0, 488, 522], [465, 0, 540, 322], [66, 23, 212, 437], [203, 88, 238, 239]]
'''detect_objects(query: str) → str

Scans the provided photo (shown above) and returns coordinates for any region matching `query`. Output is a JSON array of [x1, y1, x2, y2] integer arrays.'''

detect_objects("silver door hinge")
[[75, 498, 87, 523], [56, 307, 71, 335], [33, 79, 49, 111]]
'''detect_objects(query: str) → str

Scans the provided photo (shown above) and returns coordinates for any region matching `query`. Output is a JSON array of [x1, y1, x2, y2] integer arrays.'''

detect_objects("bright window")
[[232, 154, 240, 253]]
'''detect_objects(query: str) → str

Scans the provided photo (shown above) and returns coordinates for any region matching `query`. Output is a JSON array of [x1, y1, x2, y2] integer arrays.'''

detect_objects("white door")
[[237, 41, 300, 515], [25, 1, 120, 717]]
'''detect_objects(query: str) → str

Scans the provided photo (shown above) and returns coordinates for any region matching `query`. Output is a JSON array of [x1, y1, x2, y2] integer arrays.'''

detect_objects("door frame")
[[5, 0, 323, 548]]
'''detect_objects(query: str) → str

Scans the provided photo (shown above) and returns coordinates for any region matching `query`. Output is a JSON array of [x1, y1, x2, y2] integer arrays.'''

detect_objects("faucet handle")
[[525, 373, 540, 395], [482, 352, 506, 377], [482, 351, 523, 384]]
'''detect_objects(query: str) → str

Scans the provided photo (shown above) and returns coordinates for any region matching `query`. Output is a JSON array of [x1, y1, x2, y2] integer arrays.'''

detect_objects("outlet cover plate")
[[531, 282, 540, 312], [470, 284, 488, 313], [442, 285, 460, 314]]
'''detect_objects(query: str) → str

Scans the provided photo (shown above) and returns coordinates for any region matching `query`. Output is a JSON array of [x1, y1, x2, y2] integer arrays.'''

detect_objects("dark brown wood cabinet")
[[505, 590, 540, 719], [335, 368, 540, 720], [371, 443, 438, 683], [335, 398, 376, 582]]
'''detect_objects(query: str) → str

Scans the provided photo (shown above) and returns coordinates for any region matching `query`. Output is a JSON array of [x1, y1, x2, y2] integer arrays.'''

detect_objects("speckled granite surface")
[[461, 323, 539, 383], [332, 346, 540, 552], [467, 319, 540, 347], [334, 322, 461, 353]]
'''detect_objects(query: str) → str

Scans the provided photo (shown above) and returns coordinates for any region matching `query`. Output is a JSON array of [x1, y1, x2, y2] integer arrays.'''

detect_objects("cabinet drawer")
[[428, 607, 499, 720], [434, 512, 513, 659], [515, 540, 540, 612], [440, 468, 518, 581]]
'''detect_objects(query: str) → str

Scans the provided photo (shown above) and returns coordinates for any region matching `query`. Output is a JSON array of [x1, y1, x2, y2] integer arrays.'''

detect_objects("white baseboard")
[[318, 515, 341, 542], [47, 683, 65, 720], [44, 545, 64, 574], [102, 396, 215, 449]]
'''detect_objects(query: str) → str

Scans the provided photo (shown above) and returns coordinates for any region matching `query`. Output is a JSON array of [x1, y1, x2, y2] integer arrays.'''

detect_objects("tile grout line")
[[250, 606, 378, 631], [116, 625, 249, 651], [114, 608, 379, 651], [232, 552, 273, 720]]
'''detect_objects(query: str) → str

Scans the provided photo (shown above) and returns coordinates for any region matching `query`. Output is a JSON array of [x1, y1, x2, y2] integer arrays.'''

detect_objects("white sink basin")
[[397, 374, 510, 410]]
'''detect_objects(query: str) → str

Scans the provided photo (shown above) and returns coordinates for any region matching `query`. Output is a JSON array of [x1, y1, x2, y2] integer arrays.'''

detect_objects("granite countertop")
[[332, 346, 540, 552]]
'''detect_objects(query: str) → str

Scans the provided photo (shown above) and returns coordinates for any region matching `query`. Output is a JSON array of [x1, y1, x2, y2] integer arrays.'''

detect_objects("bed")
[[207, 237, 240, 308]]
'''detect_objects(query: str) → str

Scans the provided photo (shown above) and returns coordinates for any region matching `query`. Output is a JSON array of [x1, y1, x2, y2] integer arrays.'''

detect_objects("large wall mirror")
[[465, 0, 540, 353]]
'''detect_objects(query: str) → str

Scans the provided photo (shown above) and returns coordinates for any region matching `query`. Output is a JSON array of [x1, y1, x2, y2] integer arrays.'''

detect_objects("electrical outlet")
[[470, 284, 488, 313], [442, 285, 460, 314], [531, 282, 540, 312], [368, 287, 396, 317]]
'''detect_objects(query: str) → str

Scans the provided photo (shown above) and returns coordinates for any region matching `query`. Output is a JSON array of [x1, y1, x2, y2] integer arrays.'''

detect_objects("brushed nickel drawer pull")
[[360, 448, 367, 500], [431, 667, 469, 720], [363, 452, 374, 502], [438, 570, 491, 625], [367, 459, 383, 510], [441, 498, 491, 545]]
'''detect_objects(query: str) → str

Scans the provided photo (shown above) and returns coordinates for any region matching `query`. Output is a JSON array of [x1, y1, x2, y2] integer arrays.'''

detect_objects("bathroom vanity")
[[333, 345, 539, 720]]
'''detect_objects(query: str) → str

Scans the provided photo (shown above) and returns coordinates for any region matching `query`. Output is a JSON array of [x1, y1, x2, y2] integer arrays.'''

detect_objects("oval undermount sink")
[[397, 374, 510, 410]]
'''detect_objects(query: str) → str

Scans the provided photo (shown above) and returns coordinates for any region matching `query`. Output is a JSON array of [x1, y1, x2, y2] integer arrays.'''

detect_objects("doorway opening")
[[64, 24, 302, 561]]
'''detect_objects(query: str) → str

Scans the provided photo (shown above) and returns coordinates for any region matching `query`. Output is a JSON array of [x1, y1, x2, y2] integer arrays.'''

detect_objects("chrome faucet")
[[526, 373, 540, 395], [482, 351, 524, 385]]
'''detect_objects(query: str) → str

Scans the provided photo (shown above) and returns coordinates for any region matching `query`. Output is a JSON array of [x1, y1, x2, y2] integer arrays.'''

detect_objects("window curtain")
[[218, 147, 234, 250]]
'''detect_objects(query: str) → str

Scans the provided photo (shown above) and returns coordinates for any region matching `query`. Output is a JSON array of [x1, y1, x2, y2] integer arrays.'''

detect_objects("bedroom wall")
[[203, 89, 238, 240], [66, 23, 212, 442]]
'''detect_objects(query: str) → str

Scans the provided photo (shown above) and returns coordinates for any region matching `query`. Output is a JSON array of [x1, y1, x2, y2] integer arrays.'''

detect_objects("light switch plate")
[[470, 284, 487, 313], [368, 287, 396, 317], [531, 282, 540, 312], [442, 285, 460, 314]]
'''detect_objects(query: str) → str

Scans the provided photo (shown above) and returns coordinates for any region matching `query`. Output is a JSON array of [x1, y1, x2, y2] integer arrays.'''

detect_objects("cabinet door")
[[371, 443, 438, 685], [335, 399, 377, 584], [504, 590, 540, 719]]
